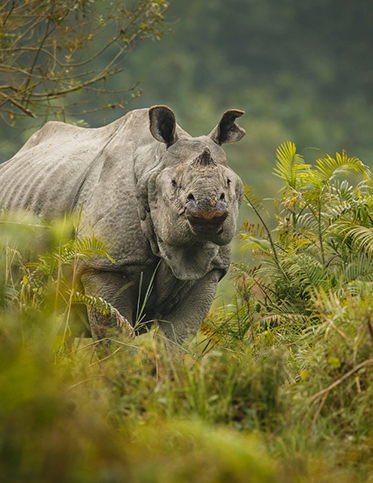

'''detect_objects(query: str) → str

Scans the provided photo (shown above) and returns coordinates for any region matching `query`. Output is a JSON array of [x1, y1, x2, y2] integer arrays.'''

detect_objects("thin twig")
[[0, 94, 37, 118], [66, 375, 108, 391], [309, 392, 328, 432], [90, 347, 122, 366], [309, 358, 373, 402]]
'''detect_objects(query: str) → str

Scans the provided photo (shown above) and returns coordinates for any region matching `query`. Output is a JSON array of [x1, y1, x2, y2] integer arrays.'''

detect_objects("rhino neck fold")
[[156, 238, 226, 281]]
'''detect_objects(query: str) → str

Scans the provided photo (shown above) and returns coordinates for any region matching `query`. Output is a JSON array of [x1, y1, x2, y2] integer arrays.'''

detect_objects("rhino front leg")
[[80, 271, 136, 343], [158, 269, 222, 345]]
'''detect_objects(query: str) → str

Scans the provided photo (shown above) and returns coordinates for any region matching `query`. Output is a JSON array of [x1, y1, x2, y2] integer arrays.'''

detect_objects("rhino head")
[[138, 106, 245, 280]]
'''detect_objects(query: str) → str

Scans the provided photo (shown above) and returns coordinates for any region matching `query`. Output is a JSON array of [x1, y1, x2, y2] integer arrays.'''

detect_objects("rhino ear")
[[149, 105, 178, 148], [209, 109, 246, 145]]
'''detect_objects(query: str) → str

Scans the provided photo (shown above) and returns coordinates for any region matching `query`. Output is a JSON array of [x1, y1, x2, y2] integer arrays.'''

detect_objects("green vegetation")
[[2, 1, 373, 190], [1, 144, 373, 482], [0, 0, 169, 120]]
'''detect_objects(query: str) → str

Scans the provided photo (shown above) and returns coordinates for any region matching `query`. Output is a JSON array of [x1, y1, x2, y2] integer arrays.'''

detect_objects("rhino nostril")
[[187, 193, 195, 202], [220, 193, 225, 201]]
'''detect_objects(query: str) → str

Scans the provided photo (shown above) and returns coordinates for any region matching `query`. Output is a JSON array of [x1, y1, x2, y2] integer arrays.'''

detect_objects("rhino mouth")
[[184, 195, 228, 235], [186, 213, 227, 237]]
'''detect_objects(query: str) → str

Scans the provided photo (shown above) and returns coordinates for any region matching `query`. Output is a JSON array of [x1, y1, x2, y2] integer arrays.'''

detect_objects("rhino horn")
[[191, 147, 217, 168], [209, 109, 246, 146]]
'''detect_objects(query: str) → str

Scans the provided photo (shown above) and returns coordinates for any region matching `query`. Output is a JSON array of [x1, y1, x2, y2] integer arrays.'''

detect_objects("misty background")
[[2, 1, 372, 185]]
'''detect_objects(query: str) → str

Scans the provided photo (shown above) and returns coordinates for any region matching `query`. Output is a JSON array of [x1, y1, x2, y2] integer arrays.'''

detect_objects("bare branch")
[[0, 0, 170, 122], [0, 93, 37, 118]]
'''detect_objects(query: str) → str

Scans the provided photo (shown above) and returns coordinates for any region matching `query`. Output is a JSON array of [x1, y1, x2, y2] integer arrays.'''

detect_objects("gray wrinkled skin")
[[0, 106, 245, 344]]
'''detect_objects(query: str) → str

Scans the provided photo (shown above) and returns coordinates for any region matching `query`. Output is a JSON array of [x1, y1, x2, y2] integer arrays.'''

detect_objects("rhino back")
[[0, 109, 164, 269], [0, 115, 130, 217]]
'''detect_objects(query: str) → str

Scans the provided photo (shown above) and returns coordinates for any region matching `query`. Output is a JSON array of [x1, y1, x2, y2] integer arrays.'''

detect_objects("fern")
[[236, 142, 373, 337], [244, 185, 264, 213], [243, 184, 283, 268], [273, 141, 310, 189], [36, 234, 114, 276], [337, 222, 373, 255], [311, 151, 370, 187], [71, 290, 135, 338]]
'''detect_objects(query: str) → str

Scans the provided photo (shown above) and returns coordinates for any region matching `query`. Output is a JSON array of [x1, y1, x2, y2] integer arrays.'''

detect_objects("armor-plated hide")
[[0, 106, 245, 344]]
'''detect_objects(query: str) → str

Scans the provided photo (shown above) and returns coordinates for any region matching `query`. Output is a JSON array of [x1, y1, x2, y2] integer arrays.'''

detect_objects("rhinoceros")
[[0, 106, 245, 345]]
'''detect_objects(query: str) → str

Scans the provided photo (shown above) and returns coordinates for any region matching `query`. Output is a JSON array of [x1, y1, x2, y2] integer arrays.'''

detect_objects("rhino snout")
[[185, 193, 228, 225]]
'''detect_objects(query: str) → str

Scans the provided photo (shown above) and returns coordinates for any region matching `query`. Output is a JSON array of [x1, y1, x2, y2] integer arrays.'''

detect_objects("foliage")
[[237, 142, 372, 318], [0, 0, 169, 124], [202, 142, 373, 479], [2, 142, 373, 481], [0, 211, 134, 346], [119, 0, 373, 182]]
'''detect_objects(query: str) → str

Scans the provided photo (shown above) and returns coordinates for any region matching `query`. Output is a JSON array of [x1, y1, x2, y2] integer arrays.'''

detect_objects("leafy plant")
[[201, 143, 373, 478], [236, 143, 372, 323], [0, 212, 133, 347]]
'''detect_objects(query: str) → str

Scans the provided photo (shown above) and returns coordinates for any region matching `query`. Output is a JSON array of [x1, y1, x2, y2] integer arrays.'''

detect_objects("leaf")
[[35, 235, 114, 276], [243, 185, 264, 213], [71, 290, 135, 338], [328, 357, 341, 369], [238, 231, 272, 253], [312, 151, 370, 188], [337, 221, 373, 255], [273, 142, 310, 189]]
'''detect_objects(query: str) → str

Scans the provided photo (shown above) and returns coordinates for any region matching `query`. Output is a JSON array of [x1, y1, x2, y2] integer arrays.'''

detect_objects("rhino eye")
[[227, 178, 231, 186], [171, 179, 177, 187]]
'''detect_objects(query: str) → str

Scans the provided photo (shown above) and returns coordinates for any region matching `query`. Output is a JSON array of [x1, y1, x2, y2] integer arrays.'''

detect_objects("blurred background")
[[122, 0, 373, 185], [2, 1, 372, 176]]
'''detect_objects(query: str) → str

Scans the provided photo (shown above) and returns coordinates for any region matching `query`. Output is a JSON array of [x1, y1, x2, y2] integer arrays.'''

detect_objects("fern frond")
[[4, 285, 18, 306], [241, 221, 266, 238], [342, 253, 373, 283], [260, 310, 309, 328], [199, 319, 221, 344], [244, 185, 264, 212], [36, 235, 114, 276], [273, 142, 310, 189], [332, 179, 355, 202], [238, 222, 271, 252], [294, 212, 322, 233], [243, 184, 283, 267], [326, 200, 352, 223], [71, 290, 135, 338], [337, 221, 373, 255], [280, 252, 333, 295], [344, 281, 373, 297], [239, 235, 272, 253], [312, 151, 370, 188]]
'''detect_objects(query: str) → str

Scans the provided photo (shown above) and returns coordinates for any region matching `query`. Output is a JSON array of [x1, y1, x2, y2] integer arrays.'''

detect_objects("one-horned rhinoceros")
[[0, 106, 245, 345]]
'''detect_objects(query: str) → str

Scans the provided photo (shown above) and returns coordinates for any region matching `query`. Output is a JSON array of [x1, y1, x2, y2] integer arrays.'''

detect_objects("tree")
[[0, 0, 169, 124]]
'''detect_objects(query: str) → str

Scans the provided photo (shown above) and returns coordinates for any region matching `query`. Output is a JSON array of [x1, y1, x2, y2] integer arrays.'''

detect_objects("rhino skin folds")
[[0, 106, 246, 346]]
